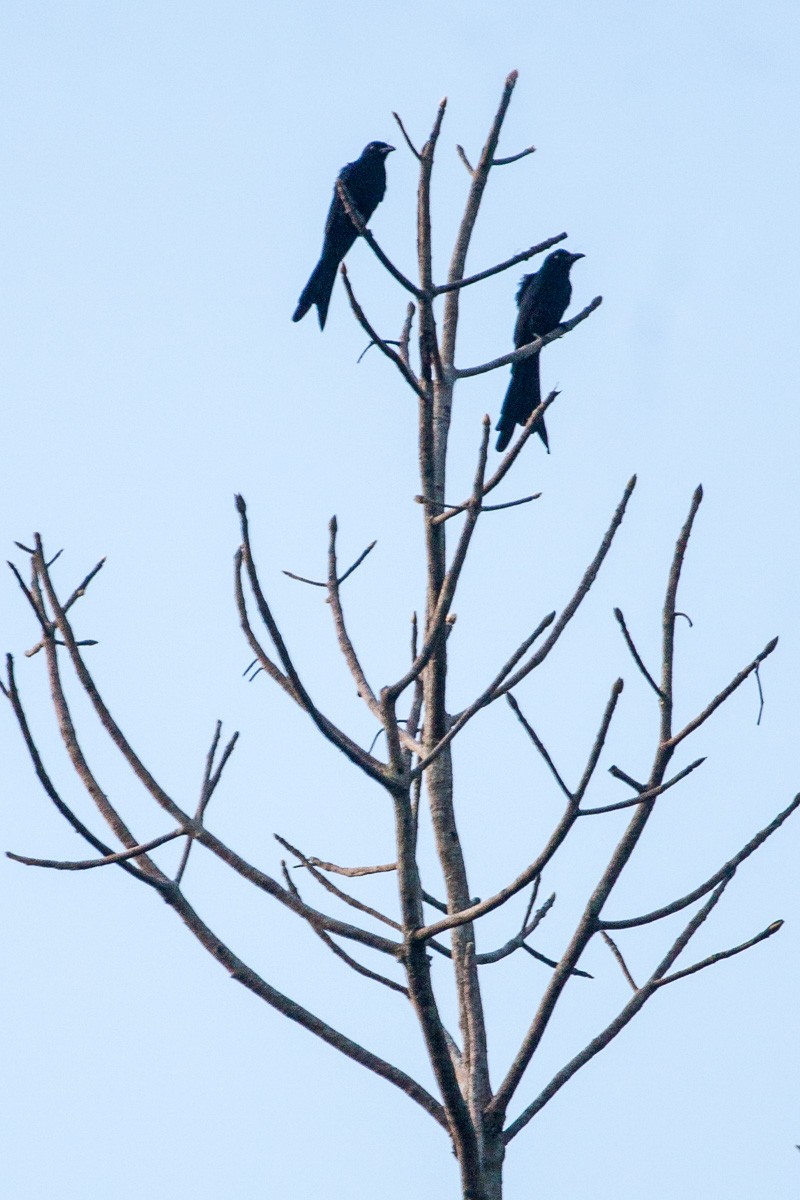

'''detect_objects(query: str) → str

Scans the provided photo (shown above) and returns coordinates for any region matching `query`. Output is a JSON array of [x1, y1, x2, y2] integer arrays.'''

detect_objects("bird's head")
[[545, 248, 585, 270], [362, 141, 396, 157]]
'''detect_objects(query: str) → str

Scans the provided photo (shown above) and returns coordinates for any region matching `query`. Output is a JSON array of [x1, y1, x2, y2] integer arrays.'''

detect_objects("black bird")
[[292, 141, 395, 330], [495, 249, 584, 452]]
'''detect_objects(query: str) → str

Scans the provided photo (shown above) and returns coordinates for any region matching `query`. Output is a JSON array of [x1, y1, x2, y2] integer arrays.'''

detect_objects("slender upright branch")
[[442, 69, 520, 369], [236, 499, 389, 787]]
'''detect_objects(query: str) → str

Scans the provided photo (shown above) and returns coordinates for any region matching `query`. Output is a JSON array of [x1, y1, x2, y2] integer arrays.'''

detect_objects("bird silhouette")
[[292, 141, 395, 330], [495, 249, 584, 451]]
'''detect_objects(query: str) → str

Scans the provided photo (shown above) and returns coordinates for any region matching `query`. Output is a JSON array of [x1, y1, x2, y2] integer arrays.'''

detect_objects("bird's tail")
[[495, 357, 548, 452], [292, 254, 340, 330]]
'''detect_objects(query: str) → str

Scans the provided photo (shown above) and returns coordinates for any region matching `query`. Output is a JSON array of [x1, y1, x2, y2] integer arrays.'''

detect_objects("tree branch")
[[340, 266, 428, 399], [602, 791, 800, 930], [276, 834, 401, 931], [391, 110, 422, 160], [432, 233, 566, 296], [601, 931, 637, 991], [666, 637, 778, 749], [25, 555, 107, 657], [336, 179, 422, 298], [431, 392, 558, 525], [502, 879, 732, 1142], [441, 69, 521, 369], [408, 612, 556, 782], [452, 296, 602, 380], [164, 885, 446, 1126], [386, 418, 492, 703], [280, 860, 408, 997], [236, 500, 390, 787], [8, 828, 185, 871], [492, 145, 536, 166], [613, 606, 663, 698], [581, 757, 705, 816], [410, 799, 579, 943], [3, 655, 165, 892], [283, 537, 377, 588], [505, 693, 572, 801], [176, 721, 239, 886], [491, 477, 637, 697], [655, 919, 783, 987]]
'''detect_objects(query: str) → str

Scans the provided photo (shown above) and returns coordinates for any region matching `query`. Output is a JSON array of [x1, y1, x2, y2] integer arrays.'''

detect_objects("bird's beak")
[[568, 252, 585, 263], [383, 145, 396, 155]]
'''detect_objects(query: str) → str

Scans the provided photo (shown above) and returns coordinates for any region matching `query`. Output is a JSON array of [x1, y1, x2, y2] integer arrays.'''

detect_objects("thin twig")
[[521, 944, 593, 978], [607, 765, 642, 790], [572, 680, 625, 805], [655, 920, 783, 987], [666, 637, 778, 749], [391, 111, 421, 160], [176, 722, 239, 886], [7, 560, 48, 629], [442, 69, 521, 369], [236, 498, 389, 787], [284, 540, 377, 589], [492, 146, 536, 166], [660, 486, 703, 744], [303, 858, 397, 878], [409, 611, 555, 780], [581, 757, 705, 815], [613, 607, 663, 698], [601, 931, 637, 990], [276, 834, 401, 931], [603, 791, 800, 930], [475, 895, 555, 965], [755, 663, 765, 725], [26, 637, 98, 658], [8, 828, 185, 871], [386, 418, 492, 703], [2, 658, 165, 891], [492, 478, 637, 698], [283, 861, 407, 997], [506, 694, 572, 801], [398, 303, 415, 367], [455, 144, 474, 175], [481, 494, 540, 514], [501, 880, 733, 1142], [432, 233, 566, 296], [235, 549, 296, 700], [327, 518, 379, 707], [340, 266, 428, 400]]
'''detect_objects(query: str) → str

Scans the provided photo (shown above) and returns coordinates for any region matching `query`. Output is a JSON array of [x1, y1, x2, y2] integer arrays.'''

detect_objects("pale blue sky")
[[2, 4, 799, 1198]]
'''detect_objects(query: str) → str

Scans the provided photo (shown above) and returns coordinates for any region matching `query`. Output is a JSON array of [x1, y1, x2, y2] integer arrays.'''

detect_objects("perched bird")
[[292, 141, 395, 330], [495, 249, 584, 452]]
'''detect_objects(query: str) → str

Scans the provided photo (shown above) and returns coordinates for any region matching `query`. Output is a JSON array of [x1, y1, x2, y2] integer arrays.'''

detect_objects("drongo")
[[495, 249, 584, 452], [292, 141, 395, 330]]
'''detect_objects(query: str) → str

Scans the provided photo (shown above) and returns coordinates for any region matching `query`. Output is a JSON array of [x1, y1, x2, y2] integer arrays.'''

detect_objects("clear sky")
[[2, 3, 799, 1198]]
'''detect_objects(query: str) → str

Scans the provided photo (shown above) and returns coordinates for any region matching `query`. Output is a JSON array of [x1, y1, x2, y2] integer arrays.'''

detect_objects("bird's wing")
[[515, 272, 536, 306]]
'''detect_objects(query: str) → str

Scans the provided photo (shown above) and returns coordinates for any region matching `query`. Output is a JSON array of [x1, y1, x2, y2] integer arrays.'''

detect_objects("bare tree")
[[4, 73, 796, 1200]]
